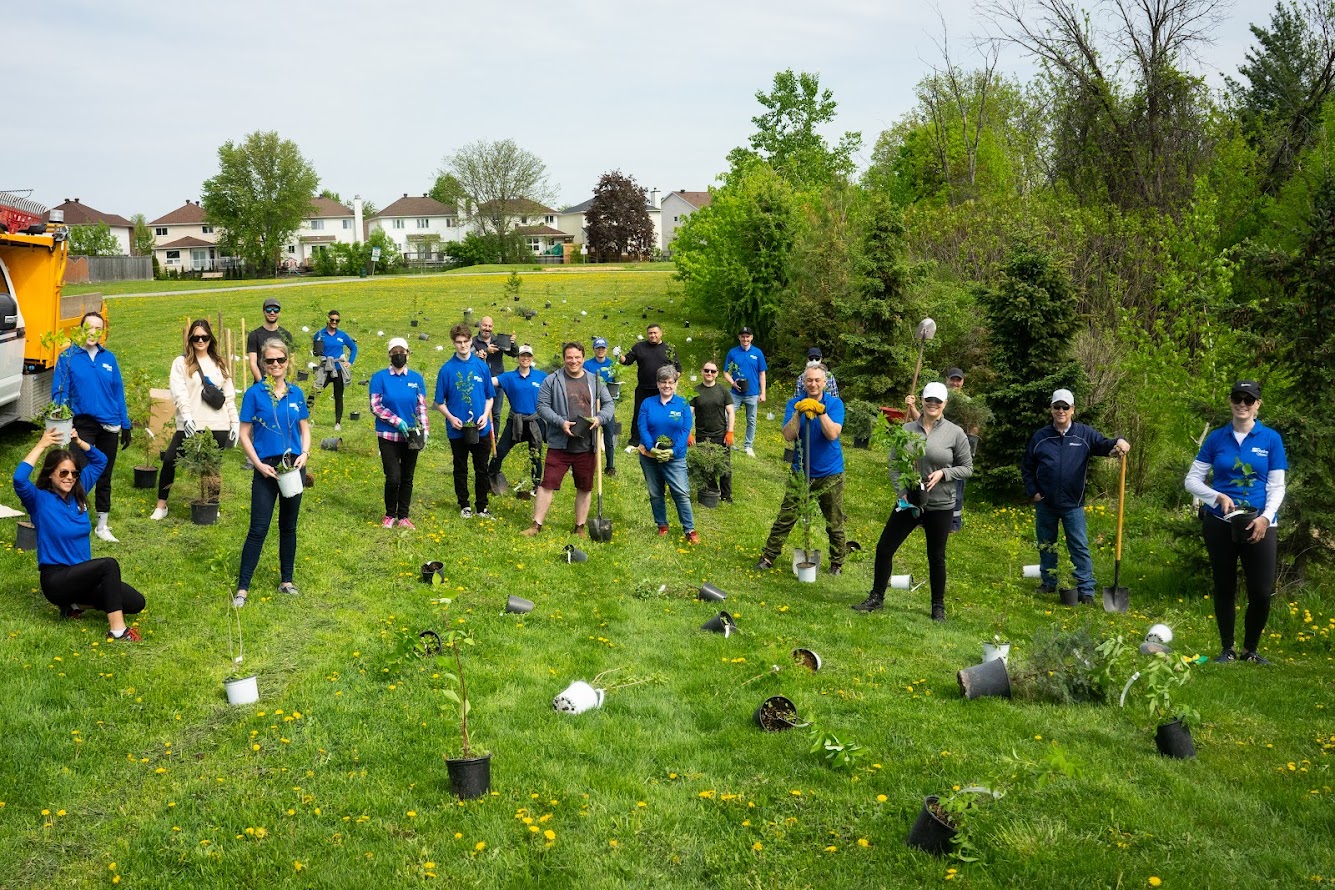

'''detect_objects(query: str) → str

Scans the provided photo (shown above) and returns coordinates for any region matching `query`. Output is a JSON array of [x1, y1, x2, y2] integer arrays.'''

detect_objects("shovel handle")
[[1115, 451, 1127, 562]]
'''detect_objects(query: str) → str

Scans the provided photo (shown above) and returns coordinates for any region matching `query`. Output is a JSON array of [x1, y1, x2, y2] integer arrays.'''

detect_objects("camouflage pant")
[[761, 473, 846, 567]]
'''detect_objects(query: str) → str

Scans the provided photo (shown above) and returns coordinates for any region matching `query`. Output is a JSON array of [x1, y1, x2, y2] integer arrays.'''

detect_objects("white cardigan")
[[169, 354, 239, 430]]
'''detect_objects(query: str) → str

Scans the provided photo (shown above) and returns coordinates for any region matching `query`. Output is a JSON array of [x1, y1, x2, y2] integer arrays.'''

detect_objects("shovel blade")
[[590, 518, 613, 543], [489, 471, 510, 497], [916, 317, 937, 340], [1102, 586, 1130, 613]]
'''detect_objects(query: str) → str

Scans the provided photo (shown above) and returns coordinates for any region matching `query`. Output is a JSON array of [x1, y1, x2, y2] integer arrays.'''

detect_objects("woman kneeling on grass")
[[233, 337, 310, 608], [12, 426, 146, 641]]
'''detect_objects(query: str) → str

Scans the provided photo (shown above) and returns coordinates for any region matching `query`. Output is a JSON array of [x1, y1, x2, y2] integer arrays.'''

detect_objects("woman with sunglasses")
[[152, 319, 240, 520], [12, 426, 146, 640], [1185, 380, 1287, 664], [233, 338, 310, 607]]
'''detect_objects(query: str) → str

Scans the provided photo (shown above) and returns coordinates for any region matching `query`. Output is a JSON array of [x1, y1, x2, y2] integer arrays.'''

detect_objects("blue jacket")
[[1021, 422, 1120, 511], [51, 345, 131, 427], [13, 447, 106, 567], [313, 327, 358, 363], [638, 394, 693, 459]]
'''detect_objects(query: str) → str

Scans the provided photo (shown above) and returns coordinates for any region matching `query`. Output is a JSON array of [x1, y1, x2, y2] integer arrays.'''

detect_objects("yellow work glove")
[[795, 398, 826, 419]]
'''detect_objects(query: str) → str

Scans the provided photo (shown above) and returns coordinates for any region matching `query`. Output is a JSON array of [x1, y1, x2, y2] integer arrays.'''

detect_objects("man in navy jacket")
[[1020, 388, 1130, 603]]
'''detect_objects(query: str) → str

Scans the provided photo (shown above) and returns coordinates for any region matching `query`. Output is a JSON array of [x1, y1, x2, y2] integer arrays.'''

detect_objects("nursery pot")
[[410, 319, 419, 327], [1228, 508, 1259, 543], [1022, 564, 1042, 579], [44, 416, 74, 442], [296, 370, 309, 381], [276, 468, 304, 499], [735, 378, 749, 394], [906, 796, 958, 856], [606, 381, 622, 400], [753, 695, 799, 732], [505, 595, 534, 614], [1155, 719, 1197, 759], [16, 520, 37, 552], [563, 544, 588, 564], [552, 680, 604, 714], [446, 754, 492, 800], [190, 501, 220, 526], [224, 674, 259, 706], [420, 561, 444, 584], [853, 435, 870, 449], [792, 647, 822, 671], [796, 561, 818, 583], [698, 487, 721, 508], [957, 657, 1012, 699], [701, 610, 737, 637], [319, 437, 341, 451], [570, 416, 594, 439], [493, 333, 513, 351], [462, 424, 480, 446], [982, 641, 1011, 665], [349, 410, 362, 421], [906, 485, 926, 508], [698, 582, 728, 602], [1058, 587, 1080, 606], [133, 466, 158, 489], [890, 574, 913, 590], [782, 447, 795, 463]]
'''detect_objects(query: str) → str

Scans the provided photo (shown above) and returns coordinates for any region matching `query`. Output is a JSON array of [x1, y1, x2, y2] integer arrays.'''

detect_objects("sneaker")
[[381, 515, 396, 528], [60, 604, 85, 619], [461, 507, 474, 519], [624, 445, 638, 455], [685, 530, 701, 545], [95, 526, 119, 543], [573, 524, 587, 538], [852, 594, 884, 612], [1240, 650, 1272, 665], [232, 592, 248, 608], [521, 522, 543, 537], [605, 467, 617, 478], [745, 447, 756, 458], [657, 525, 669, 536], [828, 565, 842, 576], [1035, 583, 1056, 594], [106, 627, 141, 642], [397, 518, 416, 530], [278, 582, 299, 596], [334, 423, 341, 431], [475, 508, 493, 520], [150, 506, 169, 521], [1215, 647, 1237, 663], [931, 603, 947, 623], [755, 557, 774, 570]]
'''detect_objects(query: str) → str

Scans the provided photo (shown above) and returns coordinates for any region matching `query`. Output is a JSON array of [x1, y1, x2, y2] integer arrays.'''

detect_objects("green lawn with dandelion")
[[1, 270, 1333, 889]]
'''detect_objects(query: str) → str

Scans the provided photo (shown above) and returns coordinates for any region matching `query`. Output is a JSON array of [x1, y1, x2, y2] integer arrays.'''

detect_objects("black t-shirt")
[[247, 325, 294, 375], [622, 340, 681, 390], [472, 334, 517, 376], [691, 384, 731, 438], [561, 372, 594, 453]]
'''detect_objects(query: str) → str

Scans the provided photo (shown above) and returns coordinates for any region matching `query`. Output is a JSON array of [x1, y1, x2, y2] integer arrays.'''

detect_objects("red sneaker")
[[657, 525, 669, 536], [685, 530, 701, 545], [106, 627, 141, 642]]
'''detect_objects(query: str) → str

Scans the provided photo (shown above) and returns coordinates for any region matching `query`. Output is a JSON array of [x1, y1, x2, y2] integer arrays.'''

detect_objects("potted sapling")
[[126, 368, 169, 489], [437, 629, 492, 798], [603, 362, 622, 401], [789, 437, 821, 582], [36, 399, 75, 443], [877, 421, 928, 508], [177, 430, 224, 525], [686, 441, 729, 508], [453, 368, 481, 445], [843, 399, 879, 449], [1111, 640, 1201, 759]]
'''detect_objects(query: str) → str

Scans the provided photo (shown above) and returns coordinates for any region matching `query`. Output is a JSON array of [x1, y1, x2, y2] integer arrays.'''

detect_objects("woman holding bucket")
[[1185, 380, 1287, 664], [234, 337, 310, 607], [854, 381, 972, 621]]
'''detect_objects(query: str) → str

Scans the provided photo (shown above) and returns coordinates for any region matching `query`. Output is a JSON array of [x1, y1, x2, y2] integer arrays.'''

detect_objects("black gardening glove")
[[120, 425, 133, 451]]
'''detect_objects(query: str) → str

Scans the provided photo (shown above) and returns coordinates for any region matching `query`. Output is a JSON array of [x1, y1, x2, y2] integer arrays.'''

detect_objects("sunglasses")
[[1231, 394, 1257, 406], [55, 468, 77, 479], [190, 334, 211, 343], [264, 307, 280, 314], [329, 318, 340, 323], [263, 357, 288, 365], [924, 397, 943, 405], [702, 369, 718, 373], [1052, 403, 1071, 411]]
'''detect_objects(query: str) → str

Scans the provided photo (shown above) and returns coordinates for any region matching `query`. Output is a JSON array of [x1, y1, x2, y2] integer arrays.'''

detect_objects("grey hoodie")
[[890, 417, 973, 512], [537, 369, 615, 451]]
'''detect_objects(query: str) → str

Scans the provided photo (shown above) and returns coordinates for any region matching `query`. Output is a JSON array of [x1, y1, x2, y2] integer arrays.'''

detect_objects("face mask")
[[390, 353, 408, 369]]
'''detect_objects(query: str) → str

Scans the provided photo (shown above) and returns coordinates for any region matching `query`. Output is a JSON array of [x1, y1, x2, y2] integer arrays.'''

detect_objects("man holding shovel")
[[1020, 389, 1130, 604]]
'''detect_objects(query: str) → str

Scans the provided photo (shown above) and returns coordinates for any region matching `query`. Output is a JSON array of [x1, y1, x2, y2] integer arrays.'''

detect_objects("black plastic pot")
[[191, 502, 219, 526], [421, 561, 444, 584], [957, 657, 1012, 699], [701, 610, 737, 636], [906, 485, 926, 507], [1230, 508, 1259, 543], [16, 520, 37, 552], [319, 437, 341, 451], [447, 753, 492, 800], [792, 648, 822, 671], [462, 425, 480, 446], [349, 411, 362, 421], [505, 595, 534, 614], [735, 379, 749, 394], [570, 416, 594, 439], [563, 544, 588, 564], [1058, 587, 1080, 606], [782, 447, 795, 463], [410, 319, 419, 328], [698, 488, 721, 508], [906, 796, 958, 856], [606, 381, 622, 401], [296, 370, 309, 381], [494, 333, 513, 352], [698, 583, 728, 602], [133, 466, 158, 489], [753, 695, 799, 731], [418, 333, 430, 341], [1155, 719, 1196, 759], [853, 435, 870, 449]]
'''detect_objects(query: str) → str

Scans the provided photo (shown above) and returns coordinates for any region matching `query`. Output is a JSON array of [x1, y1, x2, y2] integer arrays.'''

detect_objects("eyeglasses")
[[1052, 403, 1071, 411], [55, 468, 77, 479], [263, 357, 288, 365], [1230, 394, 1257, 406], [190, 334, 211, 343]]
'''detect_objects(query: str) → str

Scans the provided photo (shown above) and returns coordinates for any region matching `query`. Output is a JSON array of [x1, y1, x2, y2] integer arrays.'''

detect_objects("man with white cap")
[[1021, 388, 1130, 603], [370, 338, 429, 528], [489, 344, 547, 492]]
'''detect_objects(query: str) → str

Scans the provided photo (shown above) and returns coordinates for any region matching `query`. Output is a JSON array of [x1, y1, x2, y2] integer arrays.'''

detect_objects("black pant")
[[157, 429, 232, 501], [378, 437, 421, 519], [488, 415, 544, 488], [71, 417, 120, 514], [1202, 512, 1277, 652], [40, 559, 145, 615], [329, 374, 345, 423], [450, 435, 490, 511], [700, 433, 733, 500], [871, 507, 953, 604], [629, 387, 655, 447]]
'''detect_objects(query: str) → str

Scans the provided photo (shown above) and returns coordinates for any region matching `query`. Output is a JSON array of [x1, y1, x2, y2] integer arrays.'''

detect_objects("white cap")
[[923, 381, 949, 402], [387, 337, 409, 353], [1051, 388, 1075, 407]]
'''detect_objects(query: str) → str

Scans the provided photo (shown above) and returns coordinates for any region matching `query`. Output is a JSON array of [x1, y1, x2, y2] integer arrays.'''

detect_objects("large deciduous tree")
[[68, 222, 121, 257], [129, 213, 155, 257], [201, 131, 319, 275], [429, 173, 468, 209], [584, 171, 655, 261], [441, 139, 555, 263]]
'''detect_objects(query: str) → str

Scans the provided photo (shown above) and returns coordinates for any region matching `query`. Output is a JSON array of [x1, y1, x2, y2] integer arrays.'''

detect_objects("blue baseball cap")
[[593, 337, 608, 348]]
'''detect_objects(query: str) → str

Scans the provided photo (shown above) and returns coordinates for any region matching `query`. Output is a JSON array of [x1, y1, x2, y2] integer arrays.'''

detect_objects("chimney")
[[650, 189, 660, 209], [353, 195, 364, 241]]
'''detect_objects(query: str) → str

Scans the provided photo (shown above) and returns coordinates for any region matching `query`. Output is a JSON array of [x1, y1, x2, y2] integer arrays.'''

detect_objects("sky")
[[4, 0, 1281, 221]]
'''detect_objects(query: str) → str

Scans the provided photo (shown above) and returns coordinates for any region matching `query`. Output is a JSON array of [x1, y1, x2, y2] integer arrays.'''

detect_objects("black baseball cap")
[[739, 326, 753, 335], [946, 367, 965, 380], [807, 347, 822, 359], [1231, 380, 1261, 400], [263, 298, 281, 310]]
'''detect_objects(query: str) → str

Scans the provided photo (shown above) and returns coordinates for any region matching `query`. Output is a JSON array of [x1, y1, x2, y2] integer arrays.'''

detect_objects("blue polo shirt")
[[583, 356, 616, 384], [313, 327, 358, 363], [638, 394, 693, 459], [240, 382, 308, 460], [13, 447, 106, 567], [51, 345, 131, 427], [784, 393, 845, 479], [370, 368, 427, 435], [1196, 421, 1288, 519], [725, 345, 767, 391], [497, 367, 546, 415], [433, 355, 495, 439]]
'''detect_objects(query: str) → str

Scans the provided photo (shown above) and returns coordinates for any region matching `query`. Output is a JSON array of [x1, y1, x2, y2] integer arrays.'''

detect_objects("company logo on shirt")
[[101, 363, 114, 372], [669, 410, 683, 420], [289, 403, 301, 411], [1251, 447, 1269, 458], [473, 375, 484, 383], [531, 381, 541, 388], [407, 382, 419, 390]]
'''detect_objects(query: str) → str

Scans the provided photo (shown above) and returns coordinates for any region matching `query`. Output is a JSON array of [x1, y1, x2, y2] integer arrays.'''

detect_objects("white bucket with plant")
[[276, 454, 304, 498]]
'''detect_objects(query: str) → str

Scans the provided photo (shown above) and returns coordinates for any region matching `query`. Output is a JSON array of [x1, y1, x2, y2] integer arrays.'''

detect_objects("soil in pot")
[[421, 561, 444, 584], [753, 695, 799, 731], [792, 648, 822, 671], [191, 501, 220, 526], [447, 753, 492, 799], [906, 796, 958, 855], [698, 488, 721, 508], [133, 466, 158, 489], [1155, 719, 1197, 759], [957, 658, 1012, 699]]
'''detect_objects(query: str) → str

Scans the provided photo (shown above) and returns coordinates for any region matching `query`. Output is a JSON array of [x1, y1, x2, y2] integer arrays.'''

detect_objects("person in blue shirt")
[[51, 311, 132, 544], [12, 426, 145, 641], [435, 323, 496, 519], [636, 366, 698, 543], [489, 344, 547, 493], [723, 327, 768, 457], [370, 337, 429, 529], [584, 337, 619, 476], [234, 337, 311, 607], [1185, 380, 1288, 664], [310, 309, 357, 430], [756, 365, 847, 574]]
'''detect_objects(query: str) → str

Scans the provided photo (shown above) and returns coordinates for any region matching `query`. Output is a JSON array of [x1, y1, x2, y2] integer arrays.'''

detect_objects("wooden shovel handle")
[[1115, 451, 1127, 561]]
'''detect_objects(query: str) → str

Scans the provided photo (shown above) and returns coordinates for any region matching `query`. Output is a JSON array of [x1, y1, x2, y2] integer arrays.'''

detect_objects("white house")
[[48, 198, 135, 255], [369, 194, 463, 261], [284, 196, 363, 268], [476, 198, 571, 256], [660, 190, 713, 255], [556, 188, 662, 252], [149, 200, 218, 272]]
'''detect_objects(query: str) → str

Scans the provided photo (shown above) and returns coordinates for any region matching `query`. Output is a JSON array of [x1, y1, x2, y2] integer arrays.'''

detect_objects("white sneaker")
[[334, 423, 341, 431], [745, 447, 756, 458], [624, 445, 638, 455], [461, 506, 473, 519], [150, 506, 169, 521], [95, 526, 120, 543]]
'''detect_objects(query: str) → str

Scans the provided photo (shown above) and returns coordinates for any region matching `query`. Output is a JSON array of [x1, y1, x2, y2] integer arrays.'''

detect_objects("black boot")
[[931, 602, 946, 622], [852, 592, 884, 612]]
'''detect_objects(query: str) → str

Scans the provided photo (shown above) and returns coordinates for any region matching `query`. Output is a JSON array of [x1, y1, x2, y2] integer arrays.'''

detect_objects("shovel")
[[1102, 451, 1130, 613], [908, 317, 937, 398], [589, 398, 613, 543]]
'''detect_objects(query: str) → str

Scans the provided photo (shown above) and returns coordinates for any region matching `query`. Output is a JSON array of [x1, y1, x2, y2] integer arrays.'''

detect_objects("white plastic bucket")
[[276, 468, 304, 498], [796, 562, 818, 583], [1022, 564, 1041, 579], [890, 574, 913, 590], [44, 417, 74, 443], [792, 548, 820, 575], [982, 642, 1011, 665], [224, 674, 259, 706], [552, 680, 604, 714]]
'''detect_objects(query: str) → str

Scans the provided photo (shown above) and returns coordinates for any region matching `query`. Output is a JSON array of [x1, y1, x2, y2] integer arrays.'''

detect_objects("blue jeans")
[[1035, 501, 1093, 594], [638, 454, 694, 532], [952, 478, 966, 532], [238, 468, 302, 590], [731, 391, 759, 449]]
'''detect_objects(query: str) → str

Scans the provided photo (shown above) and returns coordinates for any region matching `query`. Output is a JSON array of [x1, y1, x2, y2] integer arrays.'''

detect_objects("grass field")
[[2, 270, 1333, 888]]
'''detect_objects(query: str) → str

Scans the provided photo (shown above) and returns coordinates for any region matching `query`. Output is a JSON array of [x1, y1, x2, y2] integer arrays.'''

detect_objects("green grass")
[[2, 271, 1333, 888]]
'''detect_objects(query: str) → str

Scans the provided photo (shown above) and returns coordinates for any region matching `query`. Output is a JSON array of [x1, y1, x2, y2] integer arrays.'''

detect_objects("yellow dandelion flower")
[[294, 861, 304, 872], [857, 838, 870, 847], [544, 829, 556, 840], [1148, 879, 1162, 888], [876, 794, 887, 803], [474, 841, 486, 851], [752, 841, 763, 852]]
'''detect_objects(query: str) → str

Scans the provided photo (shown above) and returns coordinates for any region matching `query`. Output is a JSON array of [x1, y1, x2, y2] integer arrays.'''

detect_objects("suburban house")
[[283, 197, 363, 269], [556, 188, 662, 254], [659, 190, 713, 256], [47, 199, 135, 255], [369, 194, 461, 262], [476, 198, 571, 257], [149, 200, 219, 272]]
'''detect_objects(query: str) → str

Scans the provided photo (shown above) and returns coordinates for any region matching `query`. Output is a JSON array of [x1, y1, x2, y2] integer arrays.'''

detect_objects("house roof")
[[156, 236, 214, 249], [150, 201, 208, 225], [47, 199, 134, 229], [374, 195, 456, 218], [308, 197, 354, 218], [560, 196, 659, 215], [666, 191, 712, 210], [515, 225, 568, 237], [477, 197, 558, 216]]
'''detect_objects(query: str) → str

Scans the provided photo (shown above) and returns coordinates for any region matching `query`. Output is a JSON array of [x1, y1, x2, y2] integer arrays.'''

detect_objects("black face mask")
[[390, 353, 408, 369]]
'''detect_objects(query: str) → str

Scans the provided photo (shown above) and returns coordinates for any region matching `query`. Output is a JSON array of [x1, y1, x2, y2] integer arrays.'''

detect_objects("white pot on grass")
[[224, 675, 259, 706], [796, 562, 818, 583], [982, 642, 1011, 665]]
